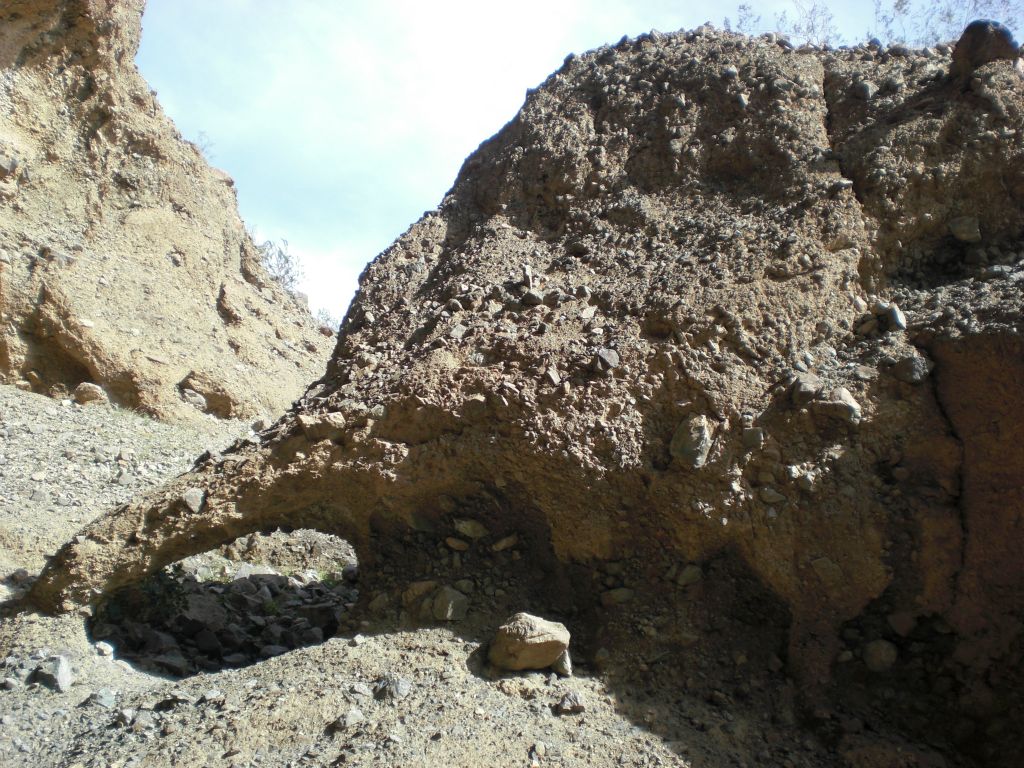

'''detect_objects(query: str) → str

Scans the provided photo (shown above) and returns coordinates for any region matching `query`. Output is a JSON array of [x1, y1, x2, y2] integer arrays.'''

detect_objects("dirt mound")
[[0, 1, 332, 420], [28, 23, 1024, 766]]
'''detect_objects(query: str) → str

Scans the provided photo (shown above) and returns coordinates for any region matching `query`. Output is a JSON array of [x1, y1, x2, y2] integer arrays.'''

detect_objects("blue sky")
[[134, 1, 893, 317]]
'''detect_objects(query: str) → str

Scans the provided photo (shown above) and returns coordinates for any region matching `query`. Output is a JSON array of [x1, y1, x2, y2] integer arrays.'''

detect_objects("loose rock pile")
[[88, 529, 360, 677], [91, 565, 356, 677]]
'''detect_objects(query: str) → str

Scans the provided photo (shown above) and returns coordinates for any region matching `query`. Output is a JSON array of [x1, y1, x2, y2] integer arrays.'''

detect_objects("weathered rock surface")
[[489, 613, 571, 672], [26, 19, 1024, 766], [0, 1, 332, 420]]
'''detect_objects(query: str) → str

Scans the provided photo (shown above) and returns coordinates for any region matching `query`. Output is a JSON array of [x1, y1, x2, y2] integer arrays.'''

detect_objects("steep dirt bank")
[[0, 0, 332, 420], [15, 17, 1024, 768]]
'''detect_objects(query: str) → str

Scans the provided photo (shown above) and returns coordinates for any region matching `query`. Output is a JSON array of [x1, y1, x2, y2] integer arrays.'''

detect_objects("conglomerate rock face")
[[0, 1, 332, 420], [30, 20, 1024, 763]]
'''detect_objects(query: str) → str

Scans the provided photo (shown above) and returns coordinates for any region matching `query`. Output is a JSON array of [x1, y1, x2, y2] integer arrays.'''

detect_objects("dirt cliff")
[[0, 0, 332, 420], [26, 20, 1024, 767]]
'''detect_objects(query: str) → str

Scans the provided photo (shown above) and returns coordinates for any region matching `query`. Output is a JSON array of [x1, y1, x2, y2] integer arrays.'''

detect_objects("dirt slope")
[[0, 0, 332, 420], [20, 18, 1024, 768]]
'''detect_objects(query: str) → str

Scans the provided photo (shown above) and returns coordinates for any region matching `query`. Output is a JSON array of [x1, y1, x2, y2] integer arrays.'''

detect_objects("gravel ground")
[[0, 385, 924, 768], [0, 386, 247, 582]]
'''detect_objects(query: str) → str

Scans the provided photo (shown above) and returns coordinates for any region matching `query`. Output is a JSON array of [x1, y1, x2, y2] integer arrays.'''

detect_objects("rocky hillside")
[[21, 16, 1024, 768], [0, 0, 332, 420]]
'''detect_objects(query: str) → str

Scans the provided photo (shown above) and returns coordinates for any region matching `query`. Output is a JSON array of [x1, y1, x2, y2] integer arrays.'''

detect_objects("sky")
[[133, 1, 899, 318]]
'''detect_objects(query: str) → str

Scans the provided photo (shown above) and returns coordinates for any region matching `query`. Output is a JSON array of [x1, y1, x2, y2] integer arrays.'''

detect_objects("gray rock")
[[812, 388, 862, 425], [431, 586, 469, 621], [89, 688, 118, 708], [334, 707, 364, 730], [180, 487, 205, 514], [373, 675, 412, 701], [181, 388, 207, 410], [863, 639, 898, 672], [669, 414, 714, 468], [853, 80, 878, 99], [233, 563, 279, 580], [551, 650, 573, 677], [790, 372, 822, 406], [115, 708, 136, 726], [199, 689, 224, 704], [593, 347, 620, 372], [882, 303, 906, 331], [949, 216, 982, 243], [892, 356, 932, 384], [522, 289, 545, 306], [153, 651, 190, 676], [676, 564, 703, 588], [95, 641, 114, 657], [742, 427, 764, 449], [453, 518, 488, 539], [350, 682, 373, 698], [34, 655, 73, 692], [554, 690, 586, 715]]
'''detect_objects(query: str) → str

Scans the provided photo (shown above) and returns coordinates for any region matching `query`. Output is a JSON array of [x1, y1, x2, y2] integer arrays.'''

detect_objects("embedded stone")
[[670, 414, 714, 468]]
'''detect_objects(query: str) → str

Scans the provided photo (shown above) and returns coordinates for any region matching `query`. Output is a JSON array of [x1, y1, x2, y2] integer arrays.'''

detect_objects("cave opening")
[[87, 529, 359, 678]]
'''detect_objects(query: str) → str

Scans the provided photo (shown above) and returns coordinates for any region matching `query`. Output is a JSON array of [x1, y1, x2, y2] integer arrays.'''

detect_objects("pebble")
[[554, 690, 586, 715], [453, 519, 488, 539], [790, 372, 822, 406], [812, 388, 862, 425], [88, 688, 118, 708], [593, 347, 620, 372], [669, 414, 714, 468], [948, 216, 982, 243], [33, 655, 73, 692], [373, 675, 412, 701], [892, 356, 931, 384], [445, 536, 469, 551], [676, 564, 703, 587], [180, 487, 205, 514], [863, 639, 899, 672], [853, 80, 878, 99], [431, 586, 469, 621], [335, 707, 364, 729]]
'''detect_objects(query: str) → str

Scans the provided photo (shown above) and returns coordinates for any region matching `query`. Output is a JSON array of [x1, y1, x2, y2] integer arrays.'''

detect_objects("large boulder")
[[31, 22, 1024, 739], [0, 1, 331, 419]]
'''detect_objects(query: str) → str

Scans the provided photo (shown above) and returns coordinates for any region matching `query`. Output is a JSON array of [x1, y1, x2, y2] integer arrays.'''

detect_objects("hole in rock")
[[88, 529, 359, 678]]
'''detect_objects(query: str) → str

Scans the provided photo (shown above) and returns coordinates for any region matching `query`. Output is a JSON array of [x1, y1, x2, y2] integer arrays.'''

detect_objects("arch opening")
[[87, 529, 359, 678]]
